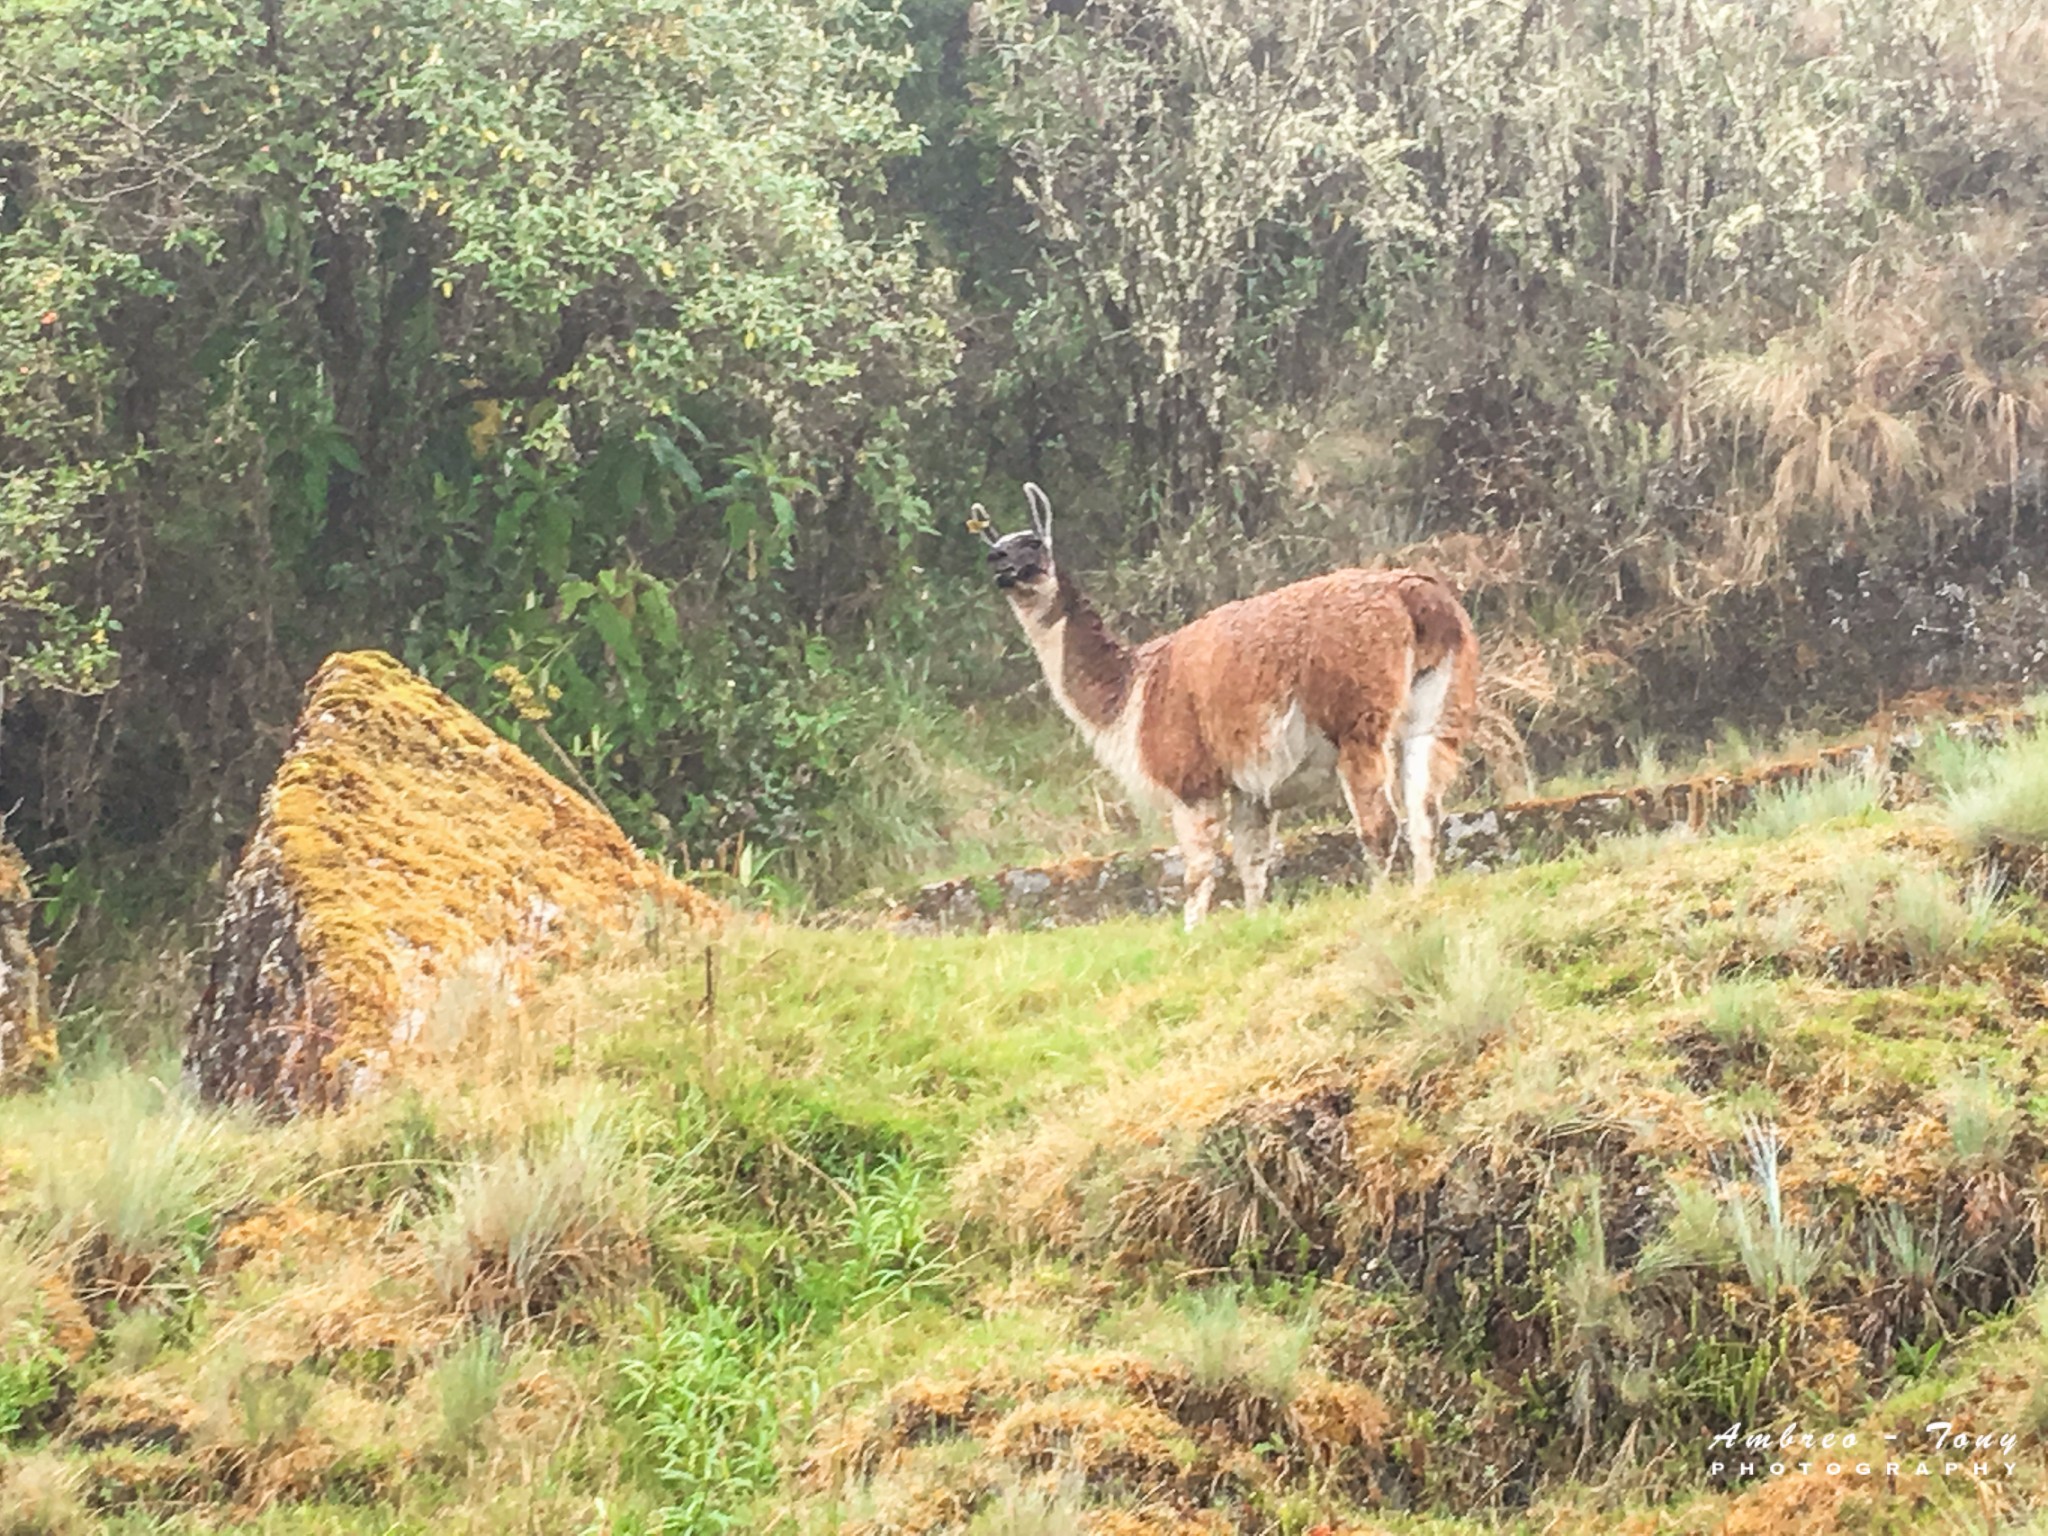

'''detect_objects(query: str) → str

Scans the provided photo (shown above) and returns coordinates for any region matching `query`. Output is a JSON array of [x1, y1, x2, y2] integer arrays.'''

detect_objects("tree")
[[981, 0, 1425, 544], [0, 0, 954, 859]]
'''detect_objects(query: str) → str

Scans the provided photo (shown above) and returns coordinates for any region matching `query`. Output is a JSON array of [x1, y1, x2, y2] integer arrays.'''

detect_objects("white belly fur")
[[1232, 700, 1340, 809]]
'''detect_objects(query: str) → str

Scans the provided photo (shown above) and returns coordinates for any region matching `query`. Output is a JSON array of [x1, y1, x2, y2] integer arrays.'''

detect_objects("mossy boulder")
[[185, 650, 720, 1115], [0, 831, 56, 1091]]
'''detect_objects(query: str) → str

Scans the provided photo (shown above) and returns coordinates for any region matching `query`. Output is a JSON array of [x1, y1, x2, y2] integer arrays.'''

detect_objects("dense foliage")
[[4, 0, 2047, 901]]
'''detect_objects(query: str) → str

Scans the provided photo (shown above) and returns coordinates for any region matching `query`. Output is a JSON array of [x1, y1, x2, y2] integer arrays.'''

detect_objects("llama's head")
[[969, 483, 1058, 616]]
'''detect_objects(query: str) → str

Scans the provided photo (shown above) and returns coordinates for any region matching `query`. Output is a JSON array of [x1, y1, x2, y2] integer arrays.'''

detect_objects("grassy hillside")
[[8, 731, 2048, 1533]]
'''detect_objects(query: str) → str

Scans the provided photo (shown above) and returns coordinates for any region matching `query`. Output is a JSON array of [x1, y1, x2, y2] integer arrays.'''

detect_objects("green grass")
[[1733, 761, 1886, 839], [778, 690, 1135, 909], [19, 735, 2048, 1530]]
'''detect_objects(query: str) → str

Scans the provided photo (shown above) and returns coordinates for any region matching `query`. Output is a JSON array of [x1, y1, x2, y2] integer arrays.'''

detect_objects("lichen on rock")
[[185, 650, 720, 1115], [0, 831, 57, 1091]]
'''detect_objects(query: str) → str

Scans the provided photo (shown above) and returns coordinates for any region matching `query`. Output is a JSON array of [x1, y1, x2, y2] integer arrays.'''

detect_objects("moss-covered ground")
[[8, 732, 2048, 1533]]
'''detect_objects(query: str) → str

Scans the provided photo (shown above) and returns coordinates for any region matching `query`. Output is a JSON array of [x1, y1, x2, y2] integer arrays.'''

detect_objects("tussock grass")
[[1942, 1067, 2019, 1170], [15, 1072, 257, 1296], [1703, 976, 1780, 1054], [0, 1226, 58, 1343], [0, 1451, 89, 1536], [962, 1474, 1088, 1535], [430, 1103, 649, 1316], [1916, 726, 2004, 798], [1870, 1203, 1946, 1293], [102, 1306, 169, 1374], [1889, 866, 2002, 968], [433, 1326, 512, 1456], [1947, 730, 2048, 849], [1105, 1287, 1317, 1402], [1720, 1119, 1831, 1298], [1733, 762, 1885, 840], [1634, 1177, 1739, 1285], [1358, 912, 1530, 1062]]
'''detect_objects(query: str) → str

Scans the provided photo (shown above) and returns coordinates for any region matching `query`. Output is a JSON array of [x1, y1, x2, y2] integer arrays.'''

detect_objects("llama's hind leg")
[[1337, 737, 1400, 887], [1399, 736, 1437, 887], [1169, 799, 1225, 929], [1229, 795, 1280, 914], [1399, 659, 1459, 888]]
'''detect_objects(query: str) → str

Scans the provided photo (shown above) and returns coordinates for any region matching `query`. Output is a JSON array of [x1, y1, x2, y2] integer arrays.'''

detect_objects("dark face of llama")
[[986, 529, 1051, 592], [971, 483, 1059, 611]]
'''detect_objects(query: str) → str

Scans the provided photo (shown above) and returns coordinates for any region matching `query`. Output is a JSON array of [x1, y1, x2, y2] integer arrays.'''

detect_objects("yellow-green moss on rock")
[[184, 650, 720, 1115], [0, 831, 57, 1091]]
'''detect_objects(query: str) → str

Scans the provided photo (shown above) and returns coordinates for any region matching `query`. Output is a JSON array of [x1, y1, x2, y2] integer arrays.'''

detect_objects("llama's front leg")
[[1229, 795, 1279, 914], [1169, 799, 1225, 929]]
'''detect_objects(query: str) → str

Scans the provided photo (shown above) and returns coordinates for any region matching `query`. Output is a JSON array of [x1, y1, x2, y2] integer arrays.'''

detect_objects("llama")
[[971, 483, 1478, 928]]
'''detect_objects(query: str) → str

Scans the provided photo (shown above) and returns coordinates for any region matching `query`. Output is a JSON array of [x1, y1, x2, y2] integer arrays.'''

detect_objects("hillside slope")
[[6, 729, 2048, 1533]]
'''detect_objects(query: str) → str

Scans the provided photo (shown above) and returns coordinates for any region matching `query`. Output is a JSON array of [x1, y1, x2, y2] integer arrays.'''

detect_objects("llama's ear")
[[1023, 482, 1053, 543], [965, 503, 999, 547]]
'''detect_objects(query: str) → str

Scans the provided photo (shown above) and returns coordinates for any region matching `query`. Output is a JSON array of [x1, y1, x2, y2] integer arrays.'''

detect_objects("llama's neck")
[[1015, 570, 1137, 734]]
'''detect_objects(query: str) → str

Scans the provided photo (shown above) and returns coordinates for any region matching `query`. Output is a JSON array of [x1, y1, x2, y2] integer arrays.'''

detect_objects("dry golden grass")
[[1693, 217, 2048, 584], [807, 1331, 1394, 1531]]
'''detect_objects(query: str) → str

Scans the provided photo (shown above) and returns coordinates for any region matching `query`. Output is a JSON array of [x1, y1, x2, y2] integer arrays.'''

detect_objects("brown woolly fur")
[[184, 649, 722, 1114], [981, 485, 1480, 926], [1137, 571, 1414, 807]]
